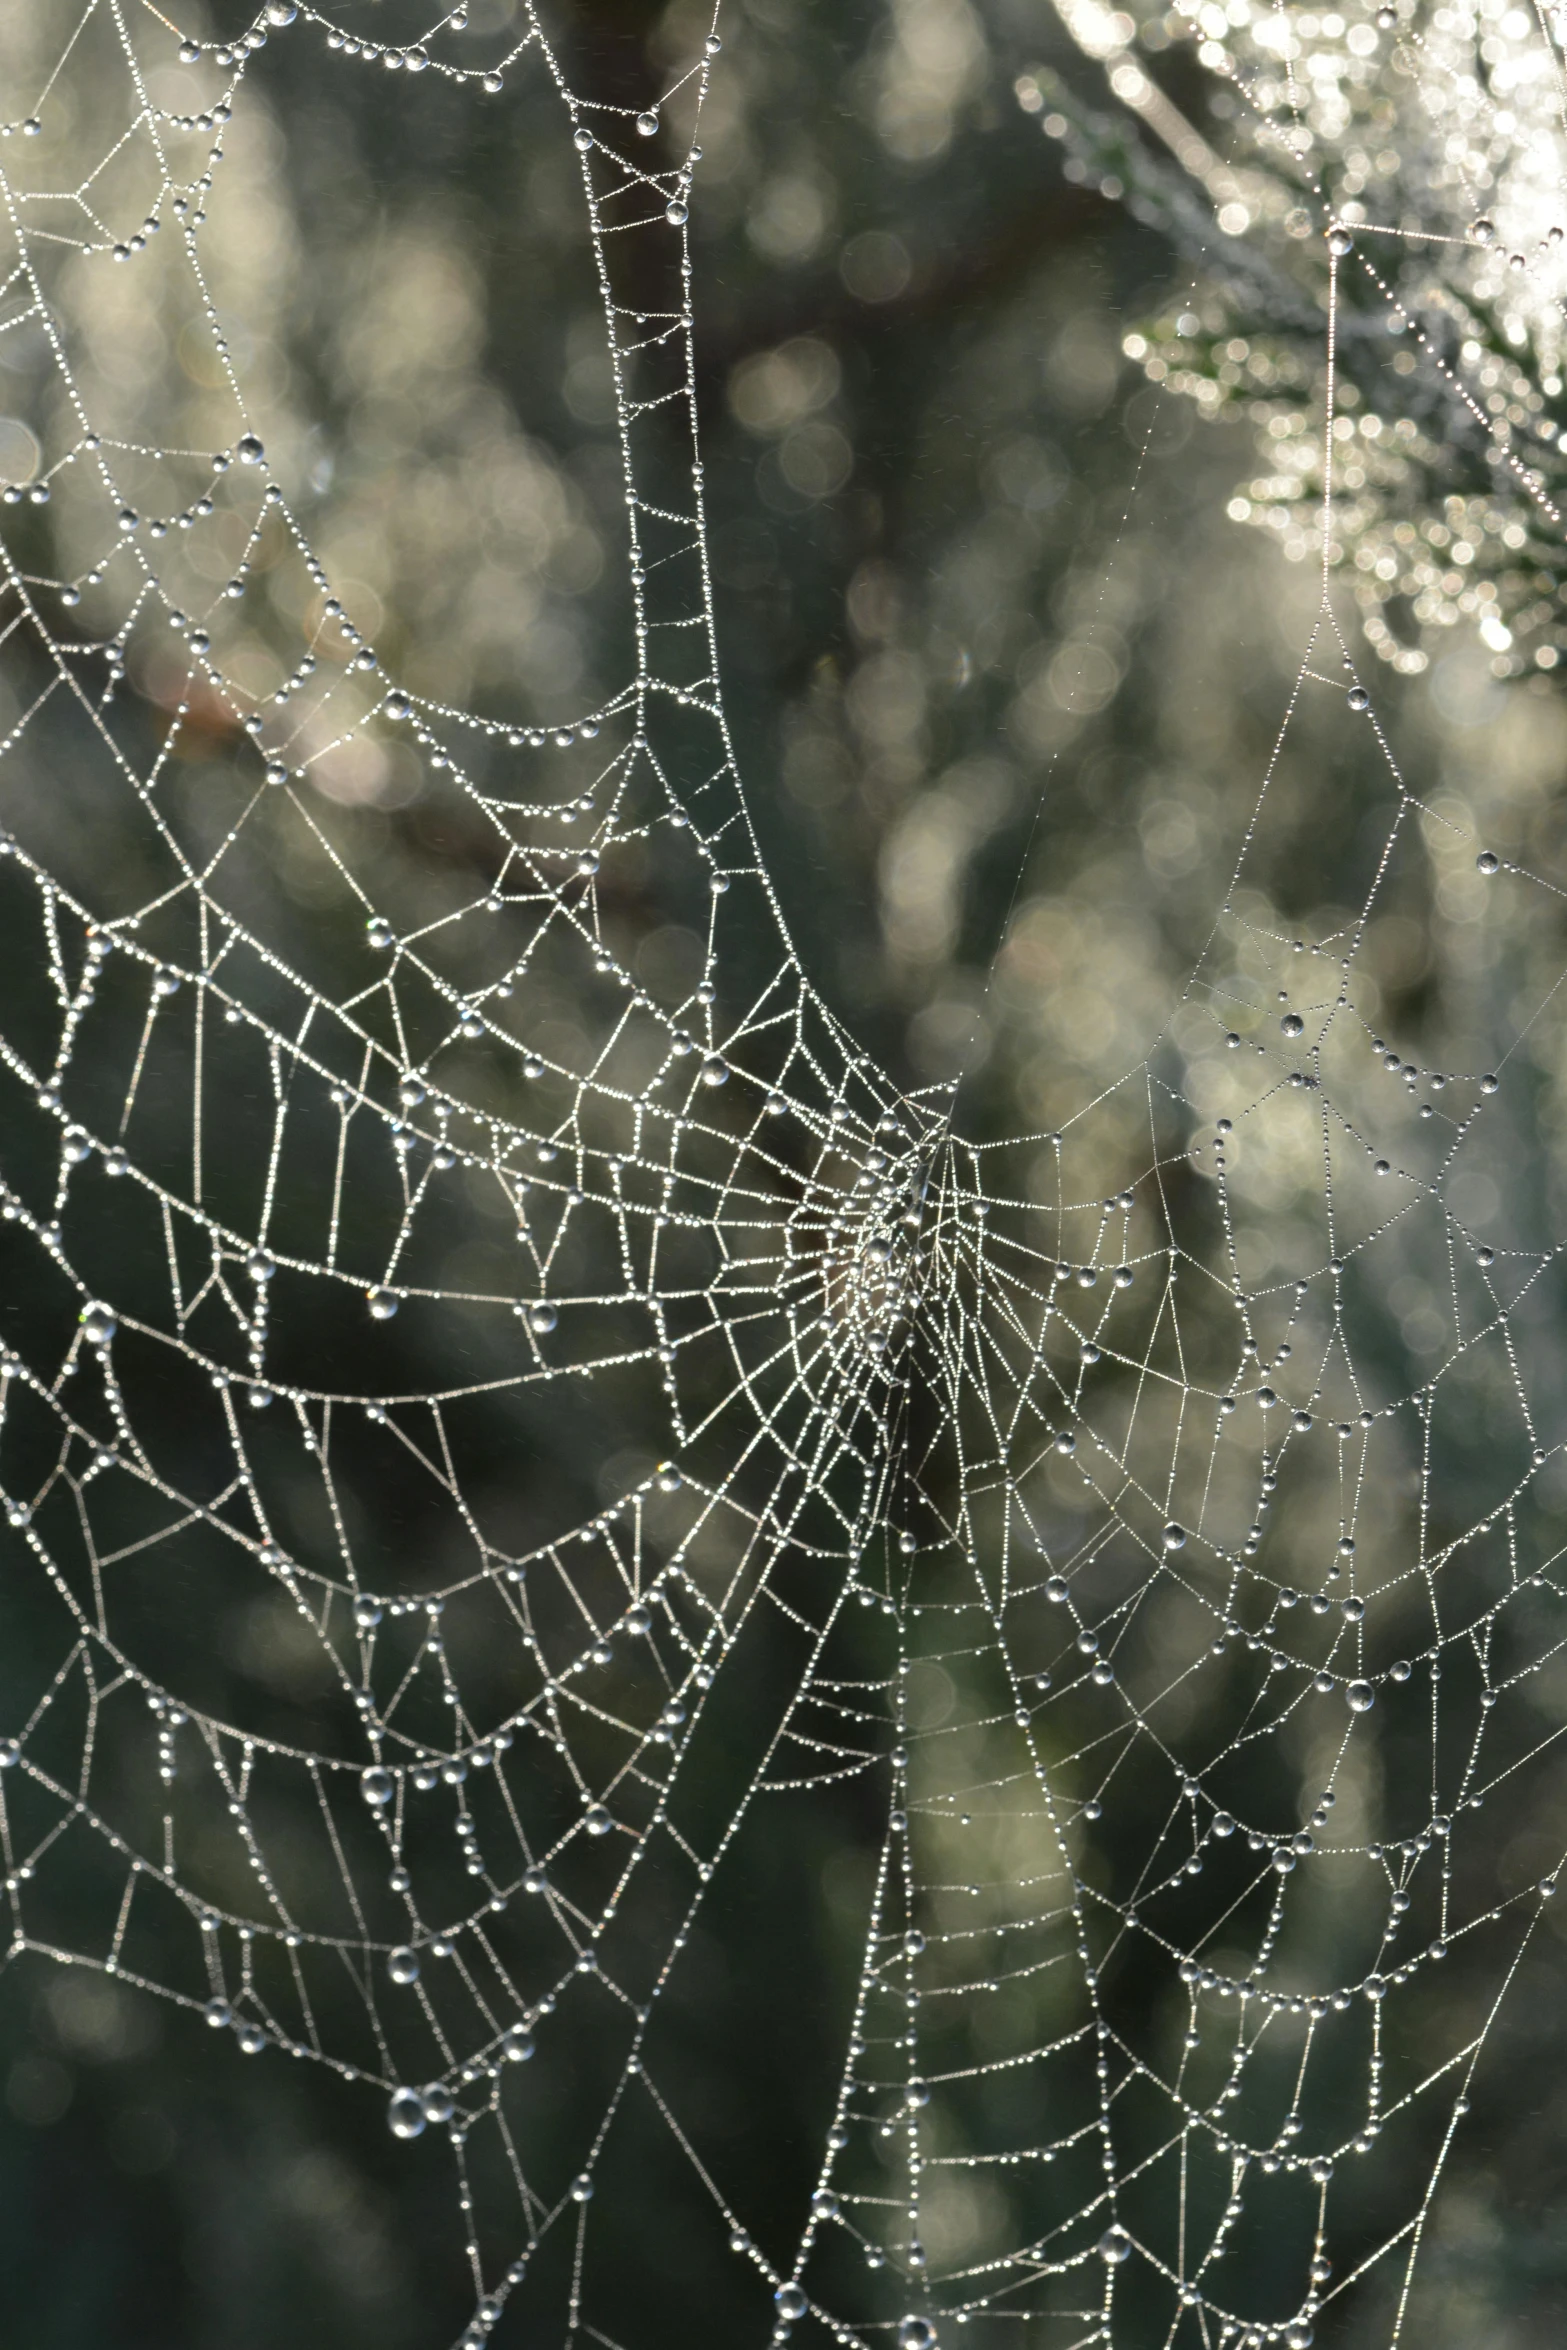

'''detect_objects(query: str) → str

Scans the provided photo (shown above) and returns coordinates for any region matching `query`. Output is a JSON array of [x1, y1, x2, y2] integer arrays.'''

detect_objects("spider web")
[[0, 2, 1565, 2346]]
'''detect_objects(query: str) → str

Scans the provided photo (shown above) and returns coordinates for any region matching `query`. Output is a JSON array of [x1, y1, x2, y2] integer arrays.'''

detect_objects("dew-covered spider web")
[[3, 1, 1567, 2345]]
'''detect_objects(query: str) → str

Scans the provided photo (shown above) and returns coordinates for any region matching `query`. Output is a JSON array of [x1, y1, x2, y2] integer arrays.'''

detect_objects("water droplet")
[[421, 2082, 454, 2124], [1327, 226, 1354, 258], [666, 201, 689, 226], [265, 1, 299, 24], [203, 1997, 232, 2029], [1347, 686, 1370, 712], [367, 1288, 399, 1320], [584, 1803, 613, 1836], [897, 2322, 936, 2349], [361, 1765, 395, 1806], [635, 111, 659, 136], [81, 1301, 117, 1346], [573, 126, 593, 152], [503, 2023, 534, 2062], [1476, 849, 1499, 874], [1163, 1523, 1186, 1551], [388, 2087, 426, 2139], [526, 1302, 557, 1334], [1346, 1681, 1376, 1714], [236, 2019, 266, 2054], [1280, 1012, 1304, 1038], [657, 1462, 682, 1492], [775, 2285, 808, 2319], [1472, 216, 1496, 245], [236, 433, 265, 465], [366, 917, 395, 951], [1098, 2225, 1131, 2262], [388, 1946, 420, 1985]]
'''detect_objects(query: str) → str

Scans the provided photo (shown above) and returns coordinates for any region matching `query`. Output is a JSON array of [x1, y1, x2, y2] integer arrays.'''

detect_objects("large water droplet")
[[388, 2087, 426, 2139]]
